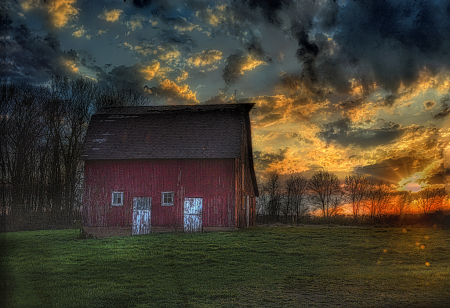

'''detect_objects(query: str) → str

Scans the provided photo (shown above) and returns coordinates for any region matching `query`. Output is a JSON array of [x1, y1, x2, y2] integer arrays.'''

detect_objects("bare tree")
[[343, 175, 368, 221], [308, 170, 343, 217], [285, 174, 309, 223], [94, 86, 151, 112], [393, 191, 411, 216], [416, 187, 446, 214], [265, 171, 282, 221], [0, 83, 48, 217], [366, 179, 393, 221]]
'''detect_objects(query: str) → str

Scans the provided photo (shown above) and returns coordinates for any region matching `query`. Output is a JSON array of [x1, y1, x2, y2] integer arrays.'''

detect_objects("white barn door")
[[132, 197, 151, 235], [184, 198, 202, 232]]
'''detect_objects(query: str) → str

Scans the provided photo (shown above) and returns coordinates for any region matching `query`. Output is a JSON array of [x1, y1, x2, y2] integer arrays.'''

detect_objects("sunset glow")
[[3, 0, 450, 189]]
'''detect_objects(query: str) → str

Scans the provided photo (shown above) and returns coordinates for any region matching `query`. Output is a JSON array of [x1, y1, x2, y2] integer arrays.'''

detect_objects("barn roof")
[[81, 103, 254, 160]]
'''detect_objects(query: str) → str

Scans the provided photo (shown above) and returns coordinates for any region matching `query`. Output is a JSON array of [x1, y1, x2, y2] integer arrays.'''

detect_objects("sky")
[[2, 0, 450, 191]]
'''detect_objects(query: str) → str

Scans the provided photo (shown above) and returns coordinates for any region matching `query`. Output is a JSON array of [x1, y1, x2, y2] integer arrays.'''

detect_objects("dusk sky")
[[2, 0, 450, 191]]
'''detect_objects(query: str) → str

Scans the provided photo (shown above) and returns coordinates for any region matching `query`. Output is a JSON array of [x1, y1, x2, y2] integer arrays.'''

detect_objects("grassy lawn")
[[1, 227, 450, 308]]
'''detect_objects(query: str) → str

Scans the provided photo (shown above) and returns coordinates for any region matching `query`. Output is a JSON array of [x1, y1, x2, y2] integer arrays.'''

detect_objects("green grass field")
[[1, 227, 449, 308]]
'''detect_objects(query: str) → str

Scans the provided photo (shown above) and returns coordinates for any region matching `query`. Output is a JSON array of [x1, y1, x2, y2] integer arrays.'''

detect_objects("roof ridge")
[[95, 103, 254, 115]]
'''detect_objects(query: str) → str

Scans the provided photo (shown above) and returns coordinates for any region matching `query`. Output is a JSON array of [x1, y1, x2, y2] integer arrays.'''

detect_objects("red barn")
[[81, 104, 258, 236]]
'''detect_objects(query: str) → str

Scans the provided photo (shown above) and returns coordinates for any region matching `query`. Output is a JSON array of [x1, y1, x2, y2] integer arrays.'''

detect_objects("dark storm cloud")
[[222, 38, 271, 86], [355, 156, 431, 184], [263, 1, 450, 96], [319, 118, 405, 148], [131, 0, 174, 13], [160, 29, 196, 50], [378, 93, 398, 108], [424, 100, 436, 110], [338, 98, 365, 110], [254, 147, 289, 171], [97, 64, 146, 92], [1, 22, 79, 83], [292, 23, 319, 83], [243, 0, 288, 27], [331, 0, 450, 93], [434, 94, 450, 120], [426, 168, 450, 185], [222, 52, 247, 86]]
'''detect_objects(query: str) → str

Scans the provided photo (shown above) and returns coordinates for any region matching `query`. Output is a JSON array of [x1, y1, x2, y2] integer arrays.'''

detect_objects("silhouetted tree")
[[308, 170, 343, 217], [284, 174, 309, 223], [343, 174, 368, 221], [366, 179, 392, 221], [416, 187, 446, 214], [393, 191, 411, 216], [265, 171, 282, 221]]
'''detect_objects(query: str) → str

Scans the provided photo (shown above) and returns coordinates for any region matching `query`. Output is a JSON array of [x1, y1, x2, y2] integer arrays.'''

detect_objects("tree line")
[[257, 170, 448, 224], [0, 77, 152, 230]]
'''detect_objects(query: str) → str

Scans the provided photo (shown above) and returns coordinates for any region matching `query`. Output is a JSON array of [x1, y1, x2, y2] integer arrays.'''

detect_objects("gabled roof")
[[81, 103, 254, 160]]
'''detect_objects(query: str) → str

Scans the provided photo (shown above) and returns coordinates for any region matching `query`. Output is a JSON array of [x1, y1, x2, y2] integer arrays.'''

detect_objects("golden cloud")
[[247, 95, 325, 129], [21, 0, 79, 28], [139, 60, 168, 81], [157, 45, 181, 61], [157, 79, 198, 103], [72, 26, 85, 38], [61, 58, 78, 73], [98, 9, 122, 22], [241, 55, 266, 73], [176, 71, 189, 83], [187, 50, 223, 67]]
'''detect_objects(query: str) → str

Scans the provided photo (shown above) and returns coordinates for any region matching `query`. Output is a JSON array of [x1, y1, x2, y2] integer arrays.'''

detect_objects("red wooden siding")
[[83, 159, 236, 229]]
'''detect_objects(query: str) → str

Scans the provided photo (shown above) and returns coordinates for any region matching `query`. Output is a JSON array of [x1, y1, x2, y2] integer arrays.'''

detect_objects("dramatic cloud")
[[1, 24, 79, 82], [357, 156, 432, 184], [139, 60, 169, 81], [5, 0, 450, 185], [98, 9, 122, 22], [331, 1, 450, 94], [187, 50, 222, 67], [146, 79, 198, 105], [222, 53, 267, 86], [21, 0, 79, 28], [97, 61, 169, 91], [319, 118, 406, 148], [243, 0, 287, 26]]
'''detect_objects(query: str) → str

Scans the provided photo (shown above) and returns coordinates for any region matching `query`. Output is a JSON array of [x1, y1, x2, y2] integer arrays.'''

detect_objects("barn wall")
[[233, 111, 257, 228], [83, 159, 236, 229]]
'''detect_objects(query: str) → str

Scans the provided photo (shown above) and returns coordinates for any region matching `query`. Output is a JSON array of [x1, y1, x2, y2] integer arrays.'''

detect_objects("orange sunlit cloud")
[[61, 58, 78, 73], [21, 0, 79, 28], [72, 26, 85, 38], [139, 60, 170, 81], [98, 9, 122, 22], [159, 80, 197, 102], [187, 50, 223, 67]]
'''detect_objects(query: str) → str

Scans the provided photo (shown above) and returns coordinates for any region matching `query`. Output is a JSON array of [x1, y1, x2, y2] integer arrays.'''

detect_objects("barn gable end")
[[81, 104, 258, 236]]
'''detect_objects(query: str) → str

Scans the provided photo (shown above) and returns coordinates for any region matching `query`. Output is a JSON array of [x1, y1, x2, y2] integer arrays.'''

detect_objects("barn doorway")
[[132, 197, 151, 235], [184, 198, 202, 232]]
